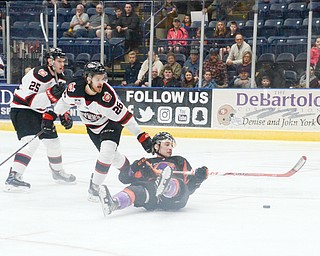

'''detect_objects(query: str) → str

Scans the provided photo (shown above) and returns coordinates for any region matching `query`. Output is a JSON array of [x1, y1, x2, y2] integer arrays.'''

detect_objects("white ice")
[[0, 130, 320, 256]]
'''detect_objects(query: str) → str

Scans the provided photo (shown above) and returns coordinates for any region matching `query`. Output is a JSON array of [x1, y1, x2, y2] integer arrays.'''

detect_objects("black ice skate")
[[88, 173, 100, 202], [4, 168, 31, 192], [49, 164, 76, 183], [155, 166, 173, 197], [99, 185, 119, 216]]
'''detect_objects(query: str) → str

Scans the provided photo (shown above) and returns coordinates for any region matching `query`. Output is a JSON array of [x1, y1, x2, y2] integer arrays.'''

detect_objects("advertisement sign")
[[0, 85, 212, 128], [213, 89, 320, 131], [116, 88, 212, 127]]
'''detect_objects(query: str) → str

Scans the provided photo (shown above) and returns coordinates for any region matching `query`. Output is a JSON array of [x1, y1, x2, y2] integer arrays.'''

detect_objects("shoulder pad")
[[33, 66, 52, 83], [96, 83, 117, 107], [66, 77, 86, 97]]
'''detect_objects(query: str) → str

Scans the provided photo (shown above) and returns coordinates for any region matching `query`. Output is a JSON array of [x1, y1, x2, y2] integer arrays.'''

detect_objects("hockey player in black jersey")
[[98, 132, 209, 216], [5, 48, 76, 192], [41, 61, 153, 202]]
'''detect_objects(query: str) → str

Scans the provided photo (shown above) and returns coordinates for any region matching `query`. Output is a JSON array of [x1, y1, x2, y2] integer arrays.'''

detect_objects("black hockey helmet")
[[84, 61, 106, 78], [152, 132, 176, 148], [45, 47, 66, 60]]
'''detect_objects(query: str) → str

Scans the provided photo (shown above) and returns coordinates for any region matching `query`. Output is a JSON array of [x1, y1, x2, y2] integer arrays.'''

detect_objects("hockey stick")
[[0, 131, 44, 167], [40, 12, 59, 83], [173, 156, 307, 177]]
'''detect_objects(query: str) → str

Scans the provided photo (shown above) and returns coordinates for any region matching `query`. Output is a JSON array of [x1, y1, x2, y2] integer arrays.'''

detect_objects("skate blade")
[[155, 166, 173, 197], [99, 187, 111, 217], [3, 184, 30, 193]]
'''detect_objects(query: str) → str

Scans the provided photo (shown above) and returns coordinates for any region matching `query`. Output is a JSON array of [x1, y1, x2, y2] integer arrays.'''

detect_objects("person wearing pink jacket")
[[167, 17, 189, 53]]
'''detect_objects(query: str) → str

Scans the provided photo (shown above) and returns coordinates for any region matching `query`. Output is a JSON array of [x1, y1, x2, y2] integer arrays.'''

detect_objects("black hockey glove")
[[137, 132, 153, 153], [59, 111, 73, 130], [194, 166, 209, 182], [131, 158, 147, 173], [46, 82, 66, 103], [42, 110, 57, 134]]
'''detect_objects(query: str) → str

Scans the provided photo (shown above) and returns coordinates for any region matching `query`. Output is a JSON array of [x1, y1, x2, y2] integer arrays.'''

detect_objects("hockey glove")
[[131, 158, 147, 172], [42, 110, 57, 134], [59, 111, 73, 130], [195, 166, 209, 182], [137, 132, 153, 153], [46, 82, 66, 103]]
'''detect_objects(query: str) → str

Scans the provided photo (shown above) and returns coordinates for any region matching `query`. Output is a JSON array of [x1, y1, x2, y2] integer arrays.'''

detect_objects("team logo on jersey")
[[102, 92, 112, 102], [38, 69, 48, 77], [67, 82, 76, 92]]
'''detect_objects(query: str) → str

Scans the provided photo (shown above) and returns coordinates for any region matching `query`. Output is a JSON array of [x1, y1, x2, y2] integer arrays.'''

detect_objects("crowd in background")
[[1, 0, 319, 88]]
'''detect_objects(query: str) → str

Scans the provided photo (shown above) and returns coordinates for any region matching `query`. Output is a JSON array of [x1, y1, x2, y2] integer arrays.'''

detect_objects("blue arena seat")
[[286, 2, 307, 19], [281, 18, 302, 36], [269, 3, 287, 19]]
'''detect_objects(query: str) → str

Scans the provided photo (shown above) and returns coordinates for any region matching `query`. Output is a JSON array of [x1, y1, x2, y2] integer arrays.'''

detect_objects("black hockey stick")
[[173, 156, 307, 177], [40, 12, 59, 83], [0, 131, 44, 167]]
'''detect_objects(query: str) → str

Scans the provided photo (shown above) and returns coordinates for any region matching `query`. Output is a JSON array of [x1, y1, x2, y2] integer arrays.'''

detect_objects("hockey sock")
[[92, 140, 116, 185], [12, 135, 40, 175], [42, 138, 63, 171], [113, 188, 135, 209], [112, 151, 129, 171], [163, 178, 180, 198]]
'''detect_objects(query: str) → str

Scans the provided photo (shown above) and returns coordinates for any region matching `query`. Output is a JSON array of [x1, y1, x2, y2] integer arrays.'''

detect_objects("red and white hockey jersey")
[[10, 65, 65, 113], [54, 77, 142, 135]]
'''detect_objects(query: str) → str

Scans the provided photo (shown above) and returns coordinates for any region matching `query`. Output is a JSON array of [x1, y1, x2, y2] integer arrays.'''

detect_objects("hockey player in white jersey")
[[5, 48, 76, 192], [41, 61, 153, 201]]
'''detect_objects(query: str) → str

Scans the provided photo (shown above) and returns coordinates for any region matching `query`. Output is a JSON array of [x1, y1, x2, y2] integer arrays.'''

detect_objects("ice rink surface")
[[0, 130, 320, 256]]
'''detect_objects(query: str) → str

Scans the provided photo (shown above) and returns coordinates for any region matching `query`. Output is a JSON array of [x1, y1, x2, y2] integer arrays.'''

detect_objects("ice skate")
[[155, 166, 173, 197], [4, 168, 31, 192], [49, 164, 76, 183], [88, 173, 100, 202], [99, 185, 119, 216]]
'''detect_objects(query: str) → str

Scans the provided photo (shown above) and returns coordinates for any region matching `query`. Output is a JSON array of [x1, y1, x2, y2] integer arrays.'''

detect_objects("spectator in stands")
[[161, 0, 178, 31], [226, 21, 239, 38], [257, 75, 272, 88], [182, 48, 200, 81], [76, 3, 109, 38], [112, 2, 141, 51], [63, 4, 89, 37], [181, 14, 191, 29], [212, 21, 229, 60], [121, 51, 141, 86], [234, 67, 256, 88], [196, 71, 217, 88], [310, 37, 320, 66], [203, 48, 228, 87], [190, 27, 208, 49], [162, 66, 181, 87], [229, 51, 252, 87], [142, 67, 163, 87], [105, 7, 122, 39], [221, 21, 240, 60], [181, 70, 196, 88], [298, 65, 320, 88], [160, 52, 182, 80], [226, 34, 251, 68], [206, 0, 220, 22], [255, 62, 285, 88], [213, 21, 227, 46], [136, 51, 164, 86], [236, 51, 252, 76], [166, 17, 189, 54]]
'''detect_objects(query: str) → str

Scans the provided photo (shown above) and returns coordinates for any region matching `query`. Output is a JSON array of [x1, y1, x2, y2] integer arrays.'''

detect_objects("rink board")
[[1, 85, 320, 141]]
